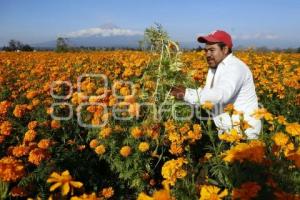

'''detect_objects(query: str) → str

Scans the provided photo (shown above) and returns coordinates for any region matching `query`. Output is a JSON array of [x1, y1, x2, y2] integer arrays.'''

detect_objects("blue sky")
[[1, 0, 300, 48]]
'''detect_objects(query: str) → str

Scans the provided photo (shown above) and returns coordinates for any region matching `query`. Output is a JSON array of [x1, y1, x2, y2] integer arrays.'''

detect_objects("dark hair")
[[217, 42, 232, 54]]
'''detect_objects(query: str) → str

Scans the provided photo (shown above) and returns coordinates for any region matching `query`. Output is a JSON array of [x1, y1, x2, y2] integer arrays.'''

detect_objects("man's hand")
[[170, 86, 186, 100]]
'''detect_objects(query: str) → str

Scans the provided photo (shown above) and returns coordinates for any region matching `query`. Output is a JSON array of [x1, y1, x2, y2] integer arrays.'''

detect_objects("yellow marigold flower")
[[179, 123, 190, 134], [0, 121, 12, 136], [161, 158, 187, 186], [199, 185, 228, 200], [89, 139, 99, 149], [138, 142, 150, 152], [276, 115, 287, 125], [272, 132, 289, 147], [101, 112, 111, 121], [101, 187, 114, 198], [224, 103, 235, 115], [232, 182, 261, 200], [120, 146, 132, 157], [164, 120, 176, 132], [23, 130, 37, 143], [218, 129, 244, 143], [28, 121, 38, 130], [285, 122, 300, 137], [120, 87, 130, 96], [128, 103, 140, 117], [201, 101, 214, 110], [71, 192, 101, 200], [153, 189, 173, 200], [50, 120, 61, 129], [252, 108, 273, 121], [137, 192, 153, 200], [37, 139, 53, 149], [95, 145, 106, 155], [0, 156, 25, 182], [28, 148, 49, 165], [47, 170, 83, 196], [187, 130, 202, 143], [131, 127, 143, 138], [12, 145, 30, 157], [99, 127, 112, 138]]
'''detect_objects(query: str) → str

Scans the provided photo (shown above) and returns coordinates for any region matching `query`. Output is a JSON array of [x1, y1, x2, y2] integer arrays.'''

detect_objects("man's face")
[[204, 43, 228, 68]]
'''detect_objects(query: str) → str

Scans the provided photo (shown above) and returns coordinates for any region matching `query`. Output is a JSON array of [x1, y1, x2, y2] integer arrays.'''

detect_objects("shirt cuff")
[[184, 88, 202, 105]]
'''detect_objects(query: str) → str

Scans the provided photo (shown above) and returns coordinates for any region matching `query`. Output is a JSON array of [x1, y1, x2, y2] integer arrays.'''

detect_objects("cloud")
[[62, 26, 143, 38], [232, 33, 279, 40]]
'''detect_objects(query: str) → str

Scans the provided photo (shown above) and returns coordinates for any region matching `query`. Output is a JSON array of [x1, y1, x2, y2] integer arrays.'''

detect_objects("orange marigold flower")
[[120, 146, 132, 157], [232, 182, 261, 200], [51, 120, 61, 129], [0, 101, 11, 116], [131, 127, 143, 138], [0, 156, 25, 182], [28, 148, 50, 165], [286, 148, 300, 168], [38, 139, 53, 149], [223, 140, 265, 163], [23, 130, 37, 143], [0, 135, 5, 144], [124, 95, 136, 104], [28, 121, 38, 130], [26, 90, 38, 99], [0, 121, 12, 136], [101, 187, 114, 198], [12, 145, 30, 157], [169, 143, 184, 155], [89, 139, 99, 149], [95, 145, 106, 155], [47, 170, 83, 196], [13, 104, 27, 118], [10, 186, 28, 197]]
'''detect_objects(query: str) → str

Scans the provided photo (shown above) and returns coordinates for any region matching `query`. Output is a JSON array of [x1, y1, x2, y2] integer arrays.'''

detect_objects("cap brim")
[[197, 36, 220, 43]]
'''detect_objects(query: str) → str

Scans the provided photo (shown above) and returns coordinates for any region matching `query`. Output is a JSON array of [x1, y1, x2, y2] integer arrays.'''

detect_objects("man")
[[171, 30, 261, 139]]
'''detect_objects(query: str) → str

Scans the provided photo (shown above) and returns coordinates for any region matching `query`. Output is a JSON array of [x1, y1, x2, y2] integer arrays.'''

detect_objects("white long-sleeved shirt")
[[184, 53, 261, 139]]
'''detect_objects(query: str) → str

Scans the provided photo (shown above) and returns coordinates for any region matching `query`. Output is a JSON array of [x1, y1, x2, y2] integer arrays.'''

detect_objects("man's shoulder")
[[226, 54, 249, 70]]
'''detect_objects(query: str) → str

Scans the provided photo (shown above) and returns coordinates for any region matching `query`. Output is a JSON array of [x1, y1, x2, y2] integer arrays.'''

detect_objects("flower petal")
[[70, 181, 83, 188], [62, 183, 70, 196], [49, 182, 62, 191]]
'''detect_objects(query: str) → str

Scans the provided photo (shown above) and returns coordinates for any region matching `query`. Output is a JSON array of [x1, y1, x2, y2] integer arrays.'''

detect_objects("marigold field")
[[0, 48, 299, 199]]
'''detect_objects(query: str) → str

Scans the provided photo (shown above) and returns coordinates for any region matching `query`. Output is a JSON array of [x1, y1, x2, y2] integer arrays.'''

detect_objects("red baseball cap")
[[197, 30, 233, 48]]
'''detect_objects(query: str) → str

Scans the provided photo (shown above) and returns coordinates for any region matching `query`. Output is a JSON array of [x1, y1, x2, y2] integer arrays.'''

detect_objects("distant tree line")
[[2, 39, 34, 51]]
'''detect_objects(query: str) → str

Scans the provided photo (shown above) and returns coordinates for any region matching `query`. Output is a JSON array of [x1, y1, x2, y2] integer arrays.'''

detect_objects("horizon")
[[1, 0, 300, 49]]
